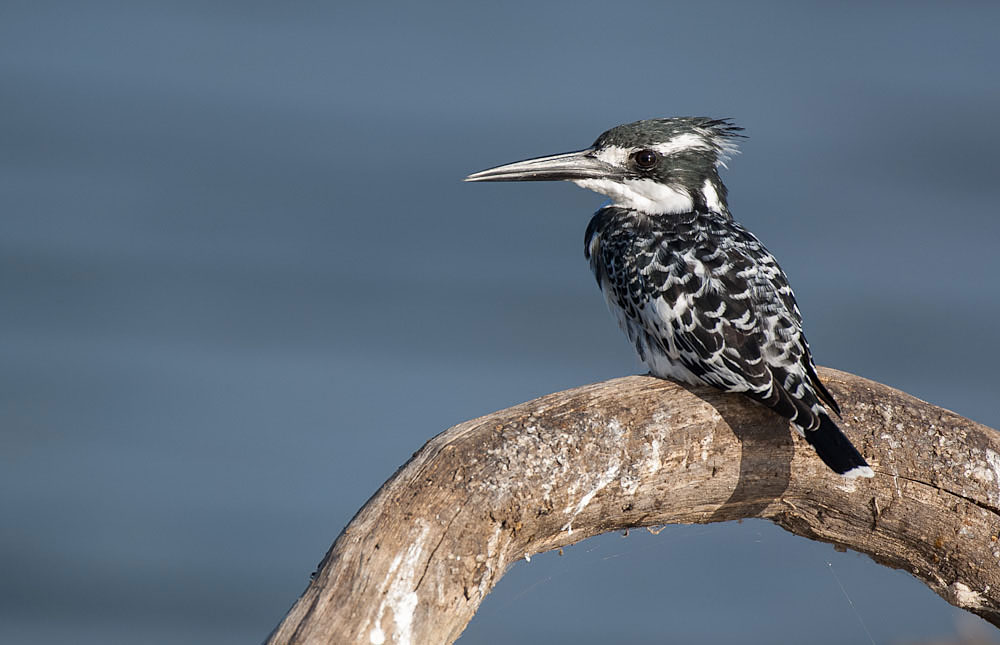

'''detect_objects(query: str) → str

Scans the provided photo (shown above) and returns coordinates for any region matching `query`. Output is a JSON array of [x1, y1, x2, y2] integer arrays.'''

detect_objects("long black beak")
[[464, 148, 619, 183]]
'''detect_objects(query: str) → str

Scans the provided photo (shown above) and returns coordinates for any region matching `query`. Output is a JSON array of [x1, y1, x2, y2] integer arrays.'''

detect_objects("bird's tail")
[[802, 412, 874, 479], [750, 376, 874, 478]]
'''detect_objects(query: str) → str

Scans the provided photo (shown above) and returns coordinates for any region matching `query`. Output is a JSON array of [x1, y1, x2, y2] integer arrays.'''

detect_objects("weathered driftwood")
[[267, 368, 1000, 644]]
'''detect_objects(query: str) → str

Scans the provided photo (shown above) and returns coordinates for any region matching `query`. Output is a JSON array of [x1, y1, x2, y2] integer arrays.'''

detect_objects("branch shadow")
[[681, 385, 794, 522]]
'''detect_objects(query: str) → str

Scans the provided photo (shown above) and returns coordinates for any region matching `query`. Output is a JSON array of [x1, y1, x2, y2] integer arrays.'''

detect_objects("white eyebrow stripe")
[[653, 133, 711, 156]]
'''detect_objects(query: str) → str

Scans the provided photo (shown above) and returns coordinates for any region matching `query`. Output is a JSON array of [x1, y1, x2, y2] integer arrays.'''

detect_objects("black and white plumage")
[[466, 117, 873, 478]]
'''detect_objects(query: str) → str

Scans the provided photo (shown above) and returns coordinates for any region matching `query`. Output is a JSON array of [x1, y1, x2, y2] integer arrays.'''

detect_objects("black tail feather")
[[804, 413, 873, 478]]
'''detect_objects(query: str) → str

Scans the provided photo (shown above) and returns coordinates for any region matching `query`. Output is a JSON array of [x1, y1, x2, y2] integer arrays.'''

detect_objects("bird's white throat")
[[573, 178, 694, 215]]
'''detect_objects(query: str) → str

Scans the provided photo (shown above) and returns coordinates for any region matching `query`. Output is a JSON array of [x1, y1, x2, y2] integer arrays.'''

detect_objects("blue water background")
[[2, 2, 999, 643]]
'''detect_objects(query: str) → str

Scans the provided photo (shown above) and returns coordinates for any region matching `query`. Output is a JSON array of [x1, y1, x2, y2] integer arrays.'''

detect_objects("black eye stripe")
[[633, 149, 658, 169]]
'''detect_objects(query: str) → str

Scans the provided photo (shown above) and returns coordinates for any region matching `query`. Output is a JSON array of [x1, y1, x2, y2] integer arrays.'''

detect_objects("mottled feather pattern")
[[586, 206, 832, 435]]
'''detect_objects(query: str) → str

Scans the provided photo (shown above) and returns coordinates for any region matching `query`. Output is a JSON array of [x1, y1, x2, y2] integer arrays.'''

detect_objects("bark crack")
[[416, 504, 465, 590], [895, 473, 1000, 517]]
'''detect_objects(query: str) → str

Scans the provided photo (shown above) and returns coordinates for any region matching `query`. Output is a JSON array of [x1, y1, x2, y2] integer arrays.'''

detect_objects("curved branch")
[[267, 368, 1000, 644]]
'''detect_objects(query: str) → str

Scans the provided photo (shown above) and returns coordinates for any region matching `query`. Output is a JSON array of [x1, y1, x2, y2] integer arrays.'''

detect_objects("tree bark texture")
[[267, 368, 1000, 644]]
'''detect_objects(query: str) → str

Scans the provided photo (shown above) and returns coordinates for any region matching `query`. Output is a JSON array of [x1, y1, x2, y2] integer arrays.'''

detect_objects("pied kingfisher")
[[466, 118, 873, 478]]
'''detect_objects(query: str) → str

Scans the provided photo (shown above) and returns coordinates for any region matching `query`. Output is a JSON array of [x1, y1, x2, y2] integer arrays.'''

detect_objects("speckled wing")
[[586, 206, 872, 476], [585, 206, 835, 431]]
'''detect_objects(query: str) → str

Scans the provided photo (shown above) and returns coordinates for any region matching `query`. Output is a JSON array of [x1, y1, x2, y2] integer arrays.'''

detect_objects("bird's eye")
[[633, 149, 659, 170]]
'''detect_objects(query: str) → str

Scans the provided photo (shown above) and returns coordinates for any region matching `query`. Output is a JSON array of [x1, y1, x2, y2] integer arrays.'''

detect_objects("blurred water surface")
[[2, 2, 999, 643]]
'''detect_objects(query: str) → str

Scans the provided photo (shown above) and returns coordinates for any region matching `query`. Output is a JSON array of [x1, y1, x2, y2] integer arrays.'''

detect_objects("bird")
[[465, 117, 874, 478]]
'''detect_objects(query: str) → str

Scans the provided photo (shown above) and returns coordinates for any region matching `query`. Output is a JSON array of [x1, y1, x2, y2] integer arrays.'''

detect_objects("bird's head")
[[465, 117, 742, 217]]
